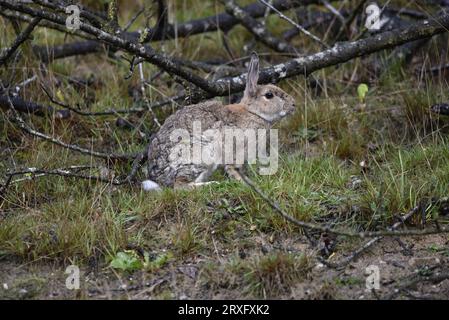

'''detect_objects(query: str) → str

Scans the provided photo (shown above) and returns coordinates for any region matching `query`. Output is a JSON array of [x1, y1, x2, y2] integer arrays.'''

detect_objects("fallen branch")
[[34, 40, 105, 63], [0, 94, 70, 118], [321, 206, 419, 269], [5, 166, 124, 185], [237, 168, 449, 238], [384, 268, 449, 300], [0, 16, 41, 65], [1, 156, 149, 198]]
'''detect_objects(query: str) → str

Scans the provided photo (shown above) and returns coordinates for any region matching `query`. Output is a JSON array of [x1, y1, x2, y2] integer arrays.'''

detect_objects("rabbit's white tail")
[[141, 180, 162, 191]]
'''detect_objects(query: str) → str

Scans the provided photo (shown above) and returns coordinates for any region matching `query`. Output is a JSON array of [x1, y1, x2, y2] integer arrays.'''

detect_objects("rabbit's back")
[[147, 100, 228, 187]]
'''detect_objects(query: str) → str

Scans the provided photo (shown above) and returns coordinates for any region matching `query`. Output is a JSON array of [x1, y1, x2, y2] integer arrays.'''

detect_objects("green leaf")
[[110, 251, 142, 272], [357, 83, 369, 103]]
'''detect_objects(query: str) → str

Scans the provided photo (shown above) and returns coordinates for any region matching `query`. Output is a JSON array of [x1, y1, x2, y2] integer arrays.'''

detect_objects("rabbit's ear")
[[244, 52, 259, 98]]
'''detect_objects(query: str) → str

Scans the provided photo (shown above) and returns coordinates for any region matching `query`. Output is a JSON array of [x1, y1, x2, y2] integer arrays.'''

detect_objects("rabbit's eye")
[[265, 92, 274, 99]]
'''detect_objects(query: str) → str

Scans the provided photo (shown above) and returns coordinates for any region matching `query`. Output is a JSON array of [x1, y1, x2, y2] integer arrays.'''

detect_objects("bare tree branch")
[[384, 268, 449, 300], [0, 94, 69, 118], [5, 166, 124, 185], [221, 0, 299, 54], [258, 0, 329, 48], [0, 16, 41, 65]]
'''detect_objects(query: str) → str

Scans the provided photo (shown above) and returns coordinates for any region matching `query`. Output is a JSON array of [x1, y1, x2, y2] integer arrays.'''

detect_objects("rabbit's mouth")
[[280, 105, 296, 118]]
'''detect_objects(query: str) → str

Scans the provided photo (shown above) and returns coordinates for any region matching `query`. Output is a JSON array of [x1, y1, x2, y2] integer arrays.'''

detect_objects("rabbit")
[[142, 52, 296, 191]]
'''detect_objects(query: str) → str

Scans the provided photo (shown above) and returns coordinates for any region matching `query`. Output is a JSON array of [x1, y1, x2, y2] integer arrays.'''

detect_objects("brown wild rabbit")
[[142, 52, 296, 191]]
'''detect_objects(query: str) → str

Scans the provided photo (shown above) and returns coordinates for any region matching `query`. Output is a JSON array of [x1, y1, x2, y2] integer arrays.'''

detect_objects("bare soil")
[[1, 234, 448, 300]]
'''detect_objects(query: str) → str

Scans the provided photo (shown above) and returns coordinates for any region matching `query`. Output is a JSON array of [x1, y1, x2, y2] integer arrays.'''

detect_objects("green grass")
[[2, 136, 448, 262]]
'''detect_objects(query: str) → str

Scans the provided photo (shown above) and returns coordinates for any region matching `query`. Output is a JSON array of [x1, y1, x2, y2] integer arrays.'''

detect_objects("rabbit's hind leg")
[[188, 181, 220, 188], [194, 164, 219, 183], [224, 165, 244, 181], [174, 180, 219, 190], [176, 164, 220, 189]]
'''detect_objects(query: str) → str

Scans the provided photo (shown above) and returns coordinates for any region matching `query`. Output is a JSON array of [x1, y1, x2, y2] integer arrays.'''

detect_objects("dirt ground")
[[1, 234, 448, 300]]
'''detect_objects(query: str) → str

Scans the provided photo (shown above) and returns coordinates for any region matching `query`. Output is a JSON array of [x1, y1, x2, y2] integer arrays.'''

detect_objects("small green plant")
[[357, 83, 369, 103], [110, 250, 173, 272], [335, 276, 364, 287], [427, 244, 449, 256], [244, 252, 312, 298], [110, 250, 143, 272]]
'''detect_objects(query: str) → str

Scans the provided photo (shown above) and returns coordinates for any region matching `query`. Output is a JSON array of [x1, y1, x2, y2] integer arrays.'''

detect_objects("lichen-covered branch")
[[217, 12, 449, 95]]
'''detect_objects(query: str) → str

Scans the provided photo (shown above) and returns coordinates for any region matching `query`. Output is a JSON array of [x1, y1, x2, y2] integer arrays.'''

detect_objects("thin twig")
[[237, 169, 449, 238], [40, 84, 183, 116], [0, 82, 136, 161], [0, 16, 42, 65], [384, 268, 449, 300], [321, 0, 345, 24], [138, 63, 161, 128], [258, 0, 329, 48], [5, 166, 125, 185], [321, 206, 419, 269], [123, 7, 145, 32], [221, 0, 299, 54]]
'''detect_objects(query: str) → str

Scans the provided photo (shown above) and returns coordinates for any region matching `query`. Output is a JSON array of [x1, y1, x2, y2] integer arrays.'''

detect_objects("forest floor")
[[1, 0, 449, 300], [1, 234, 449, 299]]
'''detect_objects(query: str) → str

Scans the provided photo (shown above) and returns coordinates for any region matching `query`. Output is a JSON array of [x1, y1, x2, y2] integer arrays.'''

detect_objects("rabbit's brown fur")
[[143, 53, 296, 190]]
